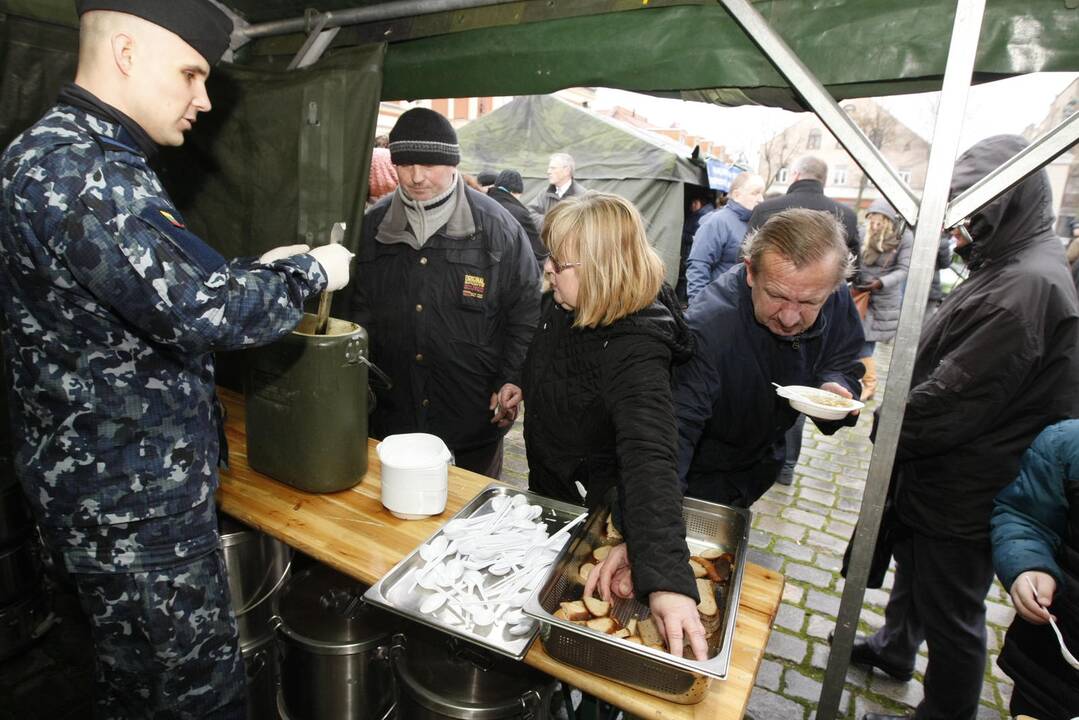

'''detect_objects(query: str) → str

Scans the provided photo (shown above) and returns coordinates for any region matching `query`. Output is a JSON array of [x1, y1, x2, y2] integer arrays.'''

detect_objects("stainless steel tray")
[[522, 497, 750, 702], [363, 483, 586, 660]]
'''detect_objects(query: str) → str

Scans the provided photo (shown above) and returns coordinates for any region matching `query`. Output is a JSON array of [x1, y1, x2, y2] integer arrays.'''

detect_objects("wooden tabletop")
[[216, 388, 783, 720]]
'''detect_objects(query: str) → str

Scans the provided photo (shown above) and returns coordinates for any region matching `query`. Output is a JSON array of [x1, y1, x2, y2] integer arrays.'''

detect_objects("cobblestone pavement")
[[500, 343, 1016, 720]]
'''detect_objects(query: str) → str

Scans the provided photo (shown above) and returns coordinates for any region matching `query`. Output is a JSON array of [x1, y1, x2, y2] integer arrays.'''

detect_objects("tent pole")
[[717, 1, 985, 718], [813, 1, 983, 717], [946, 110, 1079, 227], [718, 0, 919, 226], [286, 14, 341, 70]]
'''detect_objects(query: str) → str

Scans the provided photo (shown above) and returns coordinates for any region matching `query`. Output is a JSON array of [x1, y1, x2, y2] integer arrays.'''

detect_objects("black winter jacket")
[[894, 135, 1079, 542], [522, 287, 698, 601], [350, 186, 541, 453], [486, 186, 544, 261], [674, 265, 864, 496], [527, 179, 587, 230], [748, 179, 861, 266]]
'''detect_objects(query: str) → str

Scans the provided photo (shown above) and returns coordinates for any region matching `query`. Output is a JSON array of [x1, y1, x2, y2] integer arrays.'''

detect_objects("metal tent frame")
[[716, 1, 1079, 717], [232, 1, 1079, 717]]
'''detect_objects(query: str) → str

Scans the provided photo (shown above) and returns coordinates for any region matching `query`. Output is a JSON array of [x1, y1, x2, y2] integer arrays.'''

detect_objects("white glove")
[[258, 244, 310, 264], [308, 244, 353, 292]]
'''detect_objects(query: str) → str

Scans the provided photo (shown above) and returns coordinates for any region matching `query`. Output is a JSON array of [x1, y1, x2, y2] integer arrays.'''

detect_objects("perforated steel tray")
[[364, 484, 586, 660], [522, 497, 750, 703]]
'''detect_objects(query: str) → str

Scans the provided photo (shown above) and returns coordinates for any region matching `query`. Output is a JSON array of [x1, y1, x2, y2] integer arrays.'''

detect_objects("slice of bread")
[[559, 600, 591, 622], [585, 617, 619, 634], [638, 616, 665, 650], [696, 578, 721, 635], [578, 562, 595, 583], [583, 596, 610, 618], [691, 556, 723, 583]]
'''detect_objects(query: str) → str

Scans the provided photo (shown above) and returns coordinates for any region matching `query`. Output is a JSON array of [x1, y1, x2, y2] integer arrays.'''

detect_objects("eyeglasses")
[[549, 258, 582, 274]]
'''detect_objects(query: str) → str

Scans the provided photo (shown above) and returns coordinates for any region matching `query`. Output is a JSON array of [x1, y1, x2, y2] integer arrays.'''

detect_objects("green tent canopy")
[[5, 0, 1079, 110], [458, 95, 708, 281]]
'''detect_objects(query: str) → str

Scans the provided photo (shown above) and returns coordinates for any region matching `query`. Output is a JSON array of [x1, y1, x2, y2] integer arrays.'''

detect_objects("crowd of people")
[[296, 121, 1079, 718], [0, 2, 1076, 718]]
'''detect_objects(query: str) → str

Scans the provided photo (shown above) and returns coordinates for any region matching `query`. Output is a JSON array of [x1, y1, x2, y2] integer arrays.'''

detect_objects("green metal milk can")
[[244, 313, 369, 492]]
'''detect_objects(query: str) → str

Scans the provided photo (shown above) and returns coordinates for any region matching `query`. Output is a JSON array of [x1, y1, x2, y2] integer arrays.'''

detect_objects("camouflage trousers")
[[72, 549, 246, 719]]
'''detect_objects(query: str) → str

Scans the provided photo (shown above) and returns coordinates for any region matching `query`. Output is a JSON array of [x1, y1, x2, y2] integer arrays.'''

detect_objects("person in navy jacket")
[[674, 208, 864, 508]]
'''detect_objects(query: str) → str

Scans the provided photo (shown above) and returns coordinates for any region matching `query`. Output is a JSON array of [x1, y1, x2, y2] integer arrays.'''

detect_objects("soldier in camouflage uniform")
[[0, 2, 353, 717]]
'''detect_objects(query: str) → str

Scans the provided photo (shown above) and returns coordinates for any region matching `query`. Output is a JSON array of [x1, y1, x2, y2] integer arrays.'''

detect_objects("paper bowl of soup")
[[775, 385, 863, 420]]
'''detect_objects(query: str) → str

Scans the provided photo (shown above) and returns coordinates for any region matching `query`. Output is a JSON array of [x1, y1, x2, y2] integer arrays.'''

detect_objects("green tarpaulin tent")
[[458, 95, 708, 281]]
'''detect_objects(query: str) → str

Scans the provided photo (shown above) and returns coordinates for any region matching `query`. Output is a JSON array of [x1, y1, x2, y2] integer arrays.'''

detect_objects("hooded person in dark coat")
[[852, 135, 1079, 720], [486, 169, 545, 261], [506, 192, 708, 661]]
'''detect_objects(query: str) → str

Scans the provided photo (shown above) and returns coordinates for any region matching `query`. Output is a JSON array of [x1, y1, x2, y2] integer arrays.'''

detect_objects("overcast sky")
[[593, 72, 1077, 168]]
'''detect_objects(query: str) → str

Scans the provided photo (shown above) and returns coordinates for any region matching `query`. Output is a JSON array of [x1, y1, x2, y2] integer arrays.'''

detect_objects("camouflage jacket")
[[0, 103, 327, 570]]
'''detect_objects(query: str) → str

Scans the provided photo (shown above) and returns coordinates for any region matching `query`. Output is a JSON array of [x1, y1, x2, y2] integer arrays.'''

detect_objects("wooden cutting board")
[[215, 388, 783, 719]]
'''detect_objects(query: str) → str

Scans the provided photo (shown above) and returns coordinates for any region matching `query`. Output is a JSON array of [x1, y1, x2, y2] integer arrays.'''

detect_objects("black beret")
[[494, 169, 524, 194], [389, 108, 460, 167], [76, 0, 233, 65], [477, 171, 497, 186]]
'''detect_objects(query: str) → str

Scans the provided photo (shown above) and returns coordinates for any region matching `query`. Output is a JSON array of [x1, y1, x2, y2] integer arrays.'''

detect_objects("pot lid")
[[377, 433, 452, 469], [277, 563, 391, 648]]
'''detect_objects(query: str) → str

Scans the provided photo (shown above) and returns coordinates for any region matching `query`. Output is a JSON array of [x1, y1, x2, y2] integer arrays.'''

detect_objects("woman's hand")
[[489, 383, 522, 427], [649, 591, 709, 661], [1010, 570, 1056, 624], [584, 542, 634, 602]]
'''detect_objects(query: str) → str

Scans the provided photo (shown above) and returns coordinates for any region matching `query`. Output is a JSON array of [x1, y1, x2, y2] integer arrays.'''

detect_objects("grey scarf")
[[376, 174, 476, 249]]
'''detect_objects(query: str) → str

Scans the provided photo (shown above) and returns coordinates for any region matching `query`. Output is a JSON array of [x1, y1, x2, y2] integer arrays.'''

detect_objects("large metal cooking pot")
[[219, 515, 291, 648], [391, 624, 556, 719], [0, 538, 40, 606], [245, 314, 370, 493], [241, 632, 279, 720], [273, 563, 394, 720], [0, 472, 31, 549]]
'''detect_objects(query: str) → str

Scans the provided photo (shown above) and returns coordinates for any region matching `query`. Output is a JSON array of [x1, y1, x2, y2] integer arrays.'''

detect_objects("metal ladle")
[[314, 221, 347, 335]]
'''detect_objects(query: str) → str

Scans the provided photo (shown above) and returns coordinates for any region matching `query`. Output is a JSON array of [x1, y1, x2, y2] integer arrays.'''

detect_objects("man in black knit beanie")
[[350, 107, 541, 478]]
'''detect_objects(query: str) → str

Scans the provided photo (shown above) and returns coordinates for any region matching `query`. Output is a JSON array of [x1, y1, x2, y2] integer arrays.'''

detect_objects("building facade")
[[757, 98, 930, 212]]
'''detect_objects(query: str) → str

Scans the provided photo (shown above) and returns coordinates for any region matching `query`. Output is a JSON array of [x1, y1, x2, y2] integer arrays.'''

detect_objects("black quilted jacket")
[[522, 285, 699, 601]]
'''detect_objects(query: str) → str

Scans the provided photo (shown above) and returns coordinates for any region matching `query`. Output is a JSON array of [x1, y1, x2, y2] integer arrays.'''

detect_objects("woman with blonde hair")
[[502, 192, 708, 659]]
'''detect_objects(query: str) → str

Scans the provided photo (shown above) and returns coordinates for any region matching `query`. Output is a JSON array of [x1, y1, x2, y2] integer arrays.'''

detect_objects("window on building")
[[832, 164, 849, 186], [807, 129, 821, 150], [776, 167, 790, 184], [898, 169, 913, 184]]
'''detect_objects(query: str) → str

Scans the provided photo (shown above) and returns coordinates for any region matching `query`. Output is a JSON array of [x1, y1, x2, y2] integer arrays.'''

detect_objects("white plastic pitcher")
[[376, 433, 452, 520]]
